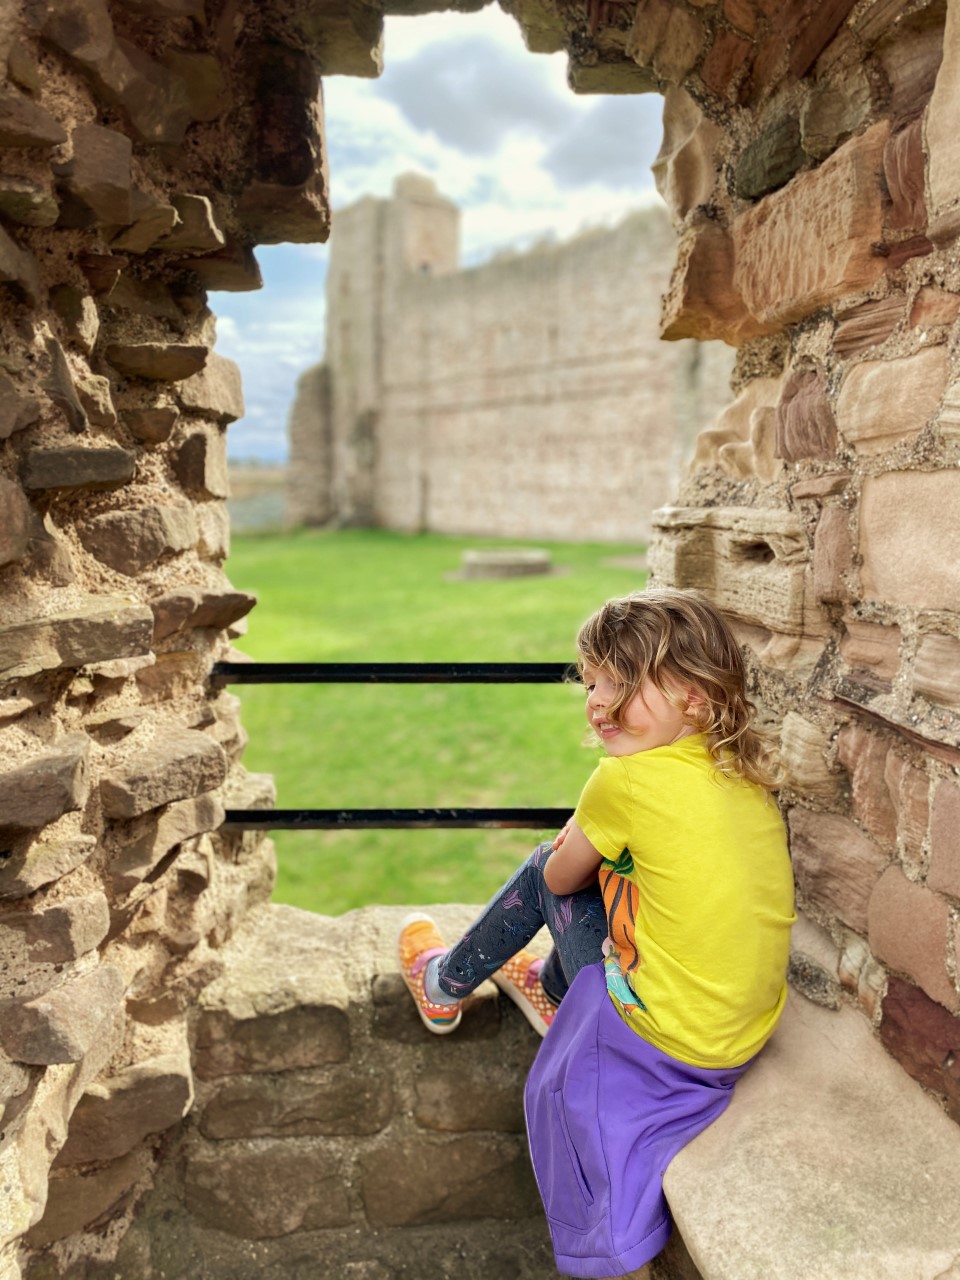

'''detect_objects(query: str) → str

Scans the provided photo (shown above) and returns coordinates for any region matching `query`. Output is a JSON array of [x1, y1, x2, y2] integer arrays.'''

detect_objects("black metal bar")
[[223, 807, 570, 830], [211, 661, 575, 685]]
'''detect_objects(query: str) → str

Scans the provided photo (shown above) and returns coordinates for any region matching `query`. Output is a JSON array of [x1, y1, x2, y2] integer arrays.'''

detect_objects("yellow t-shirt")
[[573, 734, 795, 1069]]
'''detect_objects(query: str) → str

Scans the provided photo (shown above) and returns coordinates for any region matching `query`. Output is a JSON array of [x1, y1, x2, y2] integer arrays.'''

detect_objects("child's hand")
[[552, 819, 573, 851]]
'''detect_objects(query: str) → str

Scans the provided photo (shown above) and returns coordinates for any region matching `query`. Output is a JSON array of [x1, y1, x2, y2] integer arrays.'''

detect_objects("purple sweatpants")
[[525, 961, 753, 1279]]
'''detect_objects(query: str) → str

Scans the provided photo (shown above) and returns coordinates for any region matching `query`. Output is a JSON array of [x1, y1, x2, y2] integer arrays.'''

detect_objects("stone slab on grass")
[[664, 991, 960, 1280]]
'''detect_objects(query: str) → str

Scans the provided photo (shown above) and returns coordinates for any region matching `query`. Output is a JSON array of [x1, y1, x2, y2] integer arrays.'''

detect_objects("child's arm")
[[543, 821, 603, 895]]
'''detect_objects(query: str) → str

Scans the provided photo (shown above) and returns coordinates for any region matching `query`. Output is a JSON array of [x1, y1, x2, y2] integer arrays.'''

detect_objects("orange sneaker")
[[491, 951, 557, 1037], [398, 913, 462, 1035]]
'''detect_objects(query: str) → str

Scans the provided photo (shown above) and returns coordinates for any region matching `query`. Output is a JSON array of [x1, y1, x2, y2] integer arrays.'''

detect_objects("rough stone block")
[[690, 375, 783, 482], [836, 345, 948, 453], [924, 0, 960, 241], [56, 1042, 193, 1164], [928, 780, 960, 898], [627, 2, 704, 84], [699, 27, 751, 96], [122, 405, 179, 444], [836, 723, 898, 847], [78, 501, 198, 574], [860, 472, 960, 609], [177, 353, 244, 423], [884, 118, 926, 232], [0, 963, 126, 1064], [58, 123, 132, 226], [832, 293, 906, 356], [371, 971, 502, 1043], [839, 618, 900, 683], [0, 223, 41, 307], [910, 286, 960, 330], [790, 472, 851, 501], [779, 713, 844, 802], [158, 193, 225, 252], [868, 865, 958, 1012], [774, 367, 837, 461], [172, 427, 230, 497], [0, 89, 65, 147], [732, 122, 889, 328], [108, 188, 178, 253], [20, 446, 136, 494], [800, 67, 872, 160], [110, 793, 224, 891], [0, 833, 96, 901], [787, 913, 841, 1009], [0, 597, 153, 680], [413, 1066, 526, 1134], [651, 87, 722, 224], [184, 1142, 352, 1238], [105, 342, 208, 381], [788, 806, 888, 933], [0, 478, 31, 568], [0, 371, 42, 439], [0, 891, 109, 967], [24, 1150, 144, 1247], [660, 218, 773, 345], [0, 177, 59, 227], [100, 728, 226, 820], [194, 1003, 349, 1080], [49, 285, 100, 355], [360, 1133, 540, 1227], [0, 736, 90, 835], [880, 976, 960, 1123], [812, 505, 853, 603], [913, 633, 960, 707], [733, 116, 805, 200], [151, 585, 256, 641], [196, 501, 231, 561], [161, 50, 229, 121], [201, 1067, 392, 1140], [175, 240, 263, 292]]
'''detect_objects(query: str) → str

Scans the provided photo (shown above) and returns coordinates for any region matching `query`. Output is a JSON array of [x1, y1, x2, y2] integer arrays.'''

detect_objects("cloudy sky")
[[214, 4, 666, 462]]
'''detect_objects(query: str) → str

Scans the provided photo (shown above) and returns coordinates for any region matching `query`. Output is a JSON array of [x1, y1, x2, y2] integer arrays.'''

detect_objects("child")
[[398, 588, 795, 1279]]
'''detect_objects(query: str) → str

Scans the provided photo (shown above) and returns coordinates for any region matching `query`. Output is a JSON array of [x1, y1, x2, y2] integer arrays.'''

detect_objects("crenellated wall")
[[3, 0, 960, 1277]]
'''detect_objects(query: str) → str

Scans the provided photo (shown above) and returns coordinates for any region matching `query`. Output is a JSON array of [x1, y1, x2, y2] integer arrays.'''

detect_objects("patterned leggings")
[[436, 842, 608, 1005]]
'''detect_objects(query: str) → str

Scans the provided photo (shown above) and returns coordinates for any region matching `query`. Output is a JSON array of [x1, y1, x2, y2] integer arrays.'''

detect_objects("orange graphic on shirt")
[[600, 849, 642, 976]]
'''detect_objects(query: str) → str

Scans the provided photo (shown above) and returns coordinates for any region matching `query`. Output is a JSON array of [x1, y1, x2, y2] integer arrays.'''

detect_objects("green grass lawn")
[[224, 528, 647, 915]]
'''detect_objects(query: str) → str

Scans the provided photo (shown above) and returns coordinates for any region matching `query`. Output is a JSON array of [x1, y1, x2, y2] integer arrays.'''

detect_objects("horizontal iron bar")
[[212, 661, 575, 685], [223, 807, 570, 830]]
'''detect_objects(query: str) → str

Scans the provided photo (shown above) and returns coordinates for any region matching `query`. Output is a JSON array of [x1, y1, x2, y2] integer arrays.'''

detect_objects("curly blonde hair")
[[576, 588, 780, 791]]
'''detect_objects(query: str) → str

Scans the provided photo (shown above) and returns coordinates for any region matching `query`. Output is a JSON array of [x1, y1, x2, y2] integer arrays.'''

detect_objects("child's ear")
[[683, 687, 706, 715]]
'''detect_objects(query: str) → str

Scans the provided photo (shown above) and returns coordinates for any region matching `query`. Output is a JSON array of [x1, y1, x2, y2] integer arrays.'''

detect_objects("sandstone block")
[[788, 0, 859, 77], [108, 188, 178, 253], [0, 223, 41, 307], [172, 427, 229, 498], [194, 1002, 349, 1080], [0, 597, 153, 680], [0, 478, 30, 568], [690, 375, 783, 482], [177, 353, 244, 423], [860, 472, 960, 609], [414, 1066, 526, 1134], [20, 447, 136, 494], [627, 2, 704, 84], [883, 754, 929, 869], [360, 1133, 540, 1227], [151, 585, 256, 642], [24, 1150, 143, 1247], [0, 963, 126, 1064], [0, 177, 59, 227], [196, 501, 230, 561], [57, 123, 132, 227], [924, 0, 960, 241], [50, 285, 100, 354], [75, 372, 117, 428], [158, 193, 225, 252], [110, 793, 224, 891], [779, 713, 844, 801], [832, 294, 906, 357], [0, 833, 96, 901], [100, 728, 227, 820], [0, 371, 42, 439], [788, 807, 888, 933], [56, 1045, 193, 1164], [812, 505, 853, 604], [733, 122, 889, 328], [78, 250, 126, 295], [201, 1067, 392, 1140], [0, 736, 90, 835], [836, 345, 947, 454], [910, 286, 960, 330], [839, 618, 900, 683], [122, 405, 179, 444], [78, 501, 198, 575], [0, 891, 109, 966], [787, 914, 841, 1009], [176, 241, 263, 292], [161, 50, 229, 121], [0, 89, 66, 147], [372, 970, 502, 1043], [660, 218, 772, 345], [800, 68, 871, 160], [836, 723, 897, 846], [733, 116, 805, 200], [184, 1142, 352, 1238], [774, 367, 837, 461], [880, 976, 960, 1123], [699, 27, 751, 96], [868, 865, 958, 1012], [41, 336, 85, 431], [913, 633, 960, 707], [928, 779, 960, 898], [651, 87, 722, 224], [878, 15, 943, 123], [884, 118, 926, 231], [105, 343, 208, 381]]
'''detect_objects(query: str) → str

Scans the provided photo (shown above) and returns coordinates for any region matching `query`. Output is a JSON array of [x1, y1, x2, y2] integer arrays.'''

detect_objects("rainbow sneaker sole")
[[398, 912, 462, 1035]]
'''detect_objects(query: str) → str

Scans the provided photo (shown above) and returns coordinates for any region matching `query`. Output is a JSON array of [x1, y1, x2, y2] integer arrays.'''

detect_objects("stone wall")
[[4, 0, 960, 1277], [287, 177, 736, 542]]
